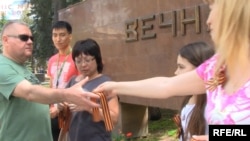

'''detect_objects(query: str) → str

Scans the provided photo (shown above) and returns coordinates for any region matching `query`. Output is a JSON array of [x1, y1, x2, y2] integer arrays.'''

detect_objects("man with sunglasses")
[[0, 21, 99, 141], [47, 21, 79, 141], [6, 34, 34, 42]]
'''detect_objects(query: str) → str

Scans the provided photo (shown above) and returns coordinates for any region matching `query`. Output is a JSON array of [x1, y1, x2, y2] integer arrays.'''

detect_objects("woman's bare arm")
[[95, 70, 206, 99]]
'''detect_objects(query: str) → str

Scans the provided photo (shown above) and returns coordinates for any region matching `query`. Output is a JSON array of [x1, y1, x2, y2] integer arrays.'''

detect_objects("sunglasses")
[[7, 34, 34, 42]]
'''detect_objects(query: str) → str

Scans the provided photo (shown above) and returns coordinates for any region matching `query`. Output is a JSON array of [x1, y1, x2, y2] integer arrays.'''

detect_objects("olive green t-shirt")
[[0, 55, 52, 141]]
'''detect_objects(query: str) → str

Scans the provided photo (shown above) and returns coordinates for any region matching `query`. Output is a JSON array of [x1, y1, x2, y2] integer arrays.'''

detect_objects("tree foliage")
[[29, 0, 54, 69], [29, 0, 82, 69], [1, 0, 84, 71], [0, 14, 8, 53], [21, 6, 35, 72]]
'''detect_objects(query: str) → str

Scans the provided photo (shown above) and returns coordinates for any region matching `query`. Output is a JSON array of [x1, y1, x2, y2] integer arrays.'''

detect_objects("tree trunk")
[[52, 0, 63, 24]]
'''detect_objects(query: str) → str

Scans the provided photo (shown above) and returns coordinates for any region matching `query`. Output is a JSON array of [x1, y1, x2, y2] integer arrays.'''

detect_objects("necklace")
[[55, 49, 71, 88]]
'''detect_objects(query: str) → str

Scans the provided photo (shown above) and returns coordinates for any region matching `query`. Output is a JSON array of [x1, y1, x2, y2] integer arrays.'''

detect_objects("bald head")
[[1, 21, 29, 39]]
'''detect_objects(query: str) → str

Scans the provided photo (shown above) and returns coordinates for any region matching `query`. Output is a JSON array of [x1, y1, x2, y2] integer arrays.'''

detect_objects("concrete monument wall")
[[58, 0, 212, 137], [58, 0, 211, 110]]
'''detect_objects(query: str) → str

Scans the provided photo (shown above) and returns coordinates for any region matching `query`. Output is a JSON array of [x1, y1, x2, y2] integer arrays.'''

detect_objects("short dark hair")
[[52, 21, 72, 34], [72, 38, 103, 73]]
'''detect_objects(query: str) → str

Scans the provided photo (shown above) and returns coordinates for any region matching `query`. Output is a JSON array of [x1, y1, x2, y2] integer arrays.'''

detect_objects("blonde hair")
[[205, 0, 250, 76]]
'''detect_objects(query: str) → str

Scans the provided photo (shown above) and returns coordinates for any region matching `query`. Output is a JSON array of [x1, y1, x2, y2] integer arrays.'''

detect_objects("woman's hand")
[[68, 103, 91, 112], [93, 81, 117, 99], [49, 106, 59, 118], [191, 135, 208, 141]]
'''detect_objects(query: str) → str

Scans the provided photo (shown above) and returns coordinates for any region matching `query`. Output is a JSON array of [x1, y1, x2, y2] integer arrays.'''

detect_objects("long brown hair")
[[178, 42, 214, 140]]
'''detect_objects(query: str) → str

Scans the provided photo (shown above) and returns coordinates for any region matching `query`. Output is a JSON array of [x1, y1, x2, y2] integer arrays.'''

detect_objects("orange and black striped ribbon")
[[92, 92, 114, 132], [58, 105, 72, 133], [173, 114, 182, 138]]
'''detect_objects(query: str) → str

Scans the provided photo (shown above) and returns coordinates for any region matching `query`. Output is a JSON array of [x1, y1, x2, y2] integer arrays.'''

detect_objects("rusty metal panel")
[[58, 0, 212, 109]]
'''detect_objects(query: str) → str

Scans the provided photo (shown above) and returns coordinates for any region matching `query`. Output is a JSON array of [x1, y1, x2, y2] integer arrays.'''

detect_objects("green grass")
[[126, 108, 179, 141], [148, 108, 178, 141], [149, 109, 177, 132]]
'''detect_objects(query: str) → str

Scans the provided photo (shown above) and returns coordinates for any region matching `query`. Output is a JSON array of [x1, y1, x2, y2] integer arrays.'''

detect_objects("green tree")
[[0, 13, 8, 53], [20, 6, 35, 72], [29, 0, 54, 70], [29, 0, 82, 70]]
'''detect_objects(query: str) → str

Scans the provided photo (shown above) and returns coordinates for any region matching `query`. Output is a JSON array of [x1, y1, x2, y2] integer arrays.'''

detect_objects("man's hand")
[[64, 77, 100, 109]]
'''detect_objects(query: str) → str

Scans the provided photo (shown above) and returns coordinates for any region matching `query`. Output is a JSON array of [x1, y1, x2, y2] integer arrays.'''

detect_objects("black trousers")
[[51, 117, 60, 141]]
